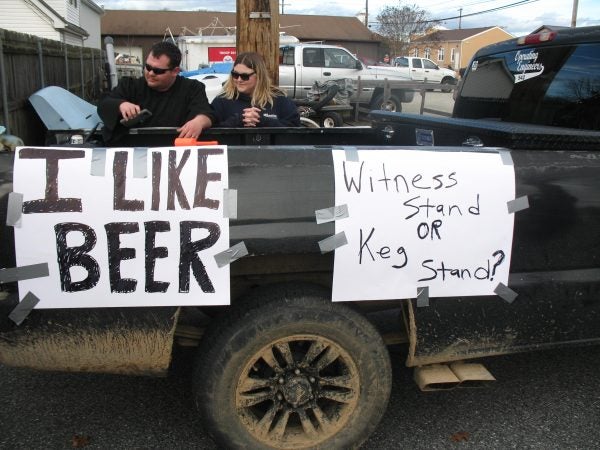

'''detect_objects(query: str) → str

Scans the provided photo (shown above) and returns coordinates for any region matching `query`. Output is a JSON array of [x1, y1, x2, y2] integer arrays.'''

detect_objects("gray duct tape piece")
[[318, 231, 347, 254], [133, 147, 148, 178], [342, 147, 359, 162], [507, 196, 529, 214], [417, 286, 430, 307], [8, 291, 40, 325], [223, 189, 238, 219], [91, 147, 107, 176], [315, 204, 349, 224], [494, 282, 518, 303], [6, 192, 23, 227], [499, 149, 513, 166], [0, 262, 49, 284], [214, 241, 248, 268]]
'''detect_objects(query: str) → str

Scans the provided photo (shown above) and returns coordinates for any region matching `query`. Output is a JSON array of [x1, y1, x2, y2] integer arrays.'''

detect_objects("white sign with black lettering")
[[13, 146, 229, 308], [331, 149, 515, 301]]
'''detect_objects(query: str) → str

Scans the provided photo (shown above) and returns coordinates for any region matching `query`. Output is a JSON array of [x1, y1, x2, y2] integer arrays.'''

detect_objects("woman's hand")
[[242, 107, 262, 127]]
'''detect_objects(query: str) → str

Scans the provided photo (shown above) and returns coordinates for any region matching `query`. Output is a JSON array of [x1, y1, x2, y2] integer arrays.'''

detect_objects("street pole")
[[571, 0, 578, 27], [236, 0, 280, 84], [458, 8, 462, 29], [365, 0, 368, 27]]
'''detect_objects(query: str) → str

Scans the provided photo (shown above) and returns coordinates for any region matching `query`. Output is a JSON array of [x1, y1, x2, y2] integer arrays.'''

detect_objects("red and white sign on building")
[[208, 47, 236, 64]]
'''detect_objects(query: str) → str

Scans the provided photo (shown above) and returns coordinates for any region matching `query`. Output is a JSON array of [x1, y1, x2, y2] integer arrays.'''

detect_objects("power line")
[[371, 0, 540, 26]]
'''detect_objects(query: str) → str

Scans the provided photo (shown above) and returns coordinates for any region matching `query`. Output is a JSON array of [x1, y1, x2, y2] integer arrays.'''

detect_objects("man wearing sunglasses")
[[98, 41, 214, 144]]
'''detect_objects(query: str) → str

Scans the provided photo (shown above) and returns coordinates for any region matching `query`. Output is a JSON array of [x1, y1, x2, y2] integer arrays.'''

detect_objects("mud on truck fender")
[[193, 283, 392, 450]]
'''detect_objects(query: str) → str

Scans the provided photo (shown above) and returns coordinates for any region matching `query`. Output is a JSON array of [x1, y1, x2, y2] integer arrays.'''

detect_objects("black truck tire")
[[321, 111, 344, 128], [193, 284, 392, 450], [371, 94, 402, 112], [441, 76, 456, 93]]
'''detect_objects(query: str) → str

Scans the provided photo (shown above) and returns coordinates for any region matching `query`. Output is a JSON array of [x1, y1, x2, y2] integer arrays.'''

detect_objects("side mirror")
[[355, 60, 363, 70]]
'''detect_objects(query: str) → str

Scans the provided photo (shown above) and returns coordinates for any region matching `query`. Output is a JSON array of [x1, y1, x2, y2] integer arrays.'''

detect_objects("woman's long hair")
[[221, 52, 286, 108]]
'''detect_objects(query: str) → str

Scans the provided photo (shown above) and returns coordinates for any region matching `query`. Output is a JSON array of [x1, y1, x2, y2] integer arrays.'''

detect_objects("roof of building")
[[413, 26, 513, 43], [101, 10, 382, 43]]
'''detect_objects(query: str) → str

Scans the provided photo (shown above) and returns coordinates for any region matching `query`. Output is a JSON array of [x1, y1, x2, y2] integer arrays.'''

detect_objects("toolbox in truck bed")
[[370, 111, 600, 150]]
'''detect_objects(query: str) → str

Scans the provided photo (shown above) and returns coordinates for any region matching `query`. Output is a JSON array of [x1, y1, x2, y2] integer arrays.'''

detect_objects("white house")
[[1, 0, 104, 48]]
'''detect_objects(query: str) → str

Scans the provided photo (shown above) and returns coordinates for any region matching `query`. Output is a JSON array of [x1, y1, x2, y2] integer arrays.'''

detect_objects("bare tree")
[[375, 3, 437, 58]]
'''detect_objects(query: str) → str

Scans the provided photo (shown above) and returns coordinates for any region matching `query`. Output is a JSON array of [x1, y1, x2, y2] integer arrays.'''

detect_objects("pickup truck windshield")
[[454, 43, 600, 130]]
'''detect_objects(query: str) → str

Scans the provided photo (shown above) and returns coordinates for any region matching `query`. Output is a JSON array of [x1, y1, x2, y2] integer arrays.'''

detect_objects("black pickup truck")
[[1, 26, 599, 450]]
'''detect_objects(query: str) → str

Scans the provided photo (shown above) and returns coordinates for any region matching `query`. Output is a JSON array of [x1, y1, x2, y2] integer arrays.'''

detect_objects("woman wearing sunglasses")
[[211, 52, 300, 127]]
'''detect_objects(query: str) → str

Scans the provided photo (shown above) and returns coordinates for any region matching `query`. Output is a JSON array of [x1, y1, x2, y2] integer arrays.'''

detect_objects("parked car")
[[372, 56, 458, 91]]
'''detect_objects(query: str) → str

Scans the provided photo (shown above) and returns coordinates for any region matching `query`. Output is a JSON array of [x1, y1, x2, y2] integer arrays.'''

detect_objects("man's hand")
[[178, 114, 212, 138], [119, 102, 141, 120]]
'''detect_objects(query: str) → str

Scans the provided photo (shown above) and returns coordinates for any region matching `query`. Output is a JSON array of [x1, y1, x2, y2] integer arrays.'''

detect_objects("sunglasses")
[[231, 71, 256, 81], [145, 64, 173, 75]]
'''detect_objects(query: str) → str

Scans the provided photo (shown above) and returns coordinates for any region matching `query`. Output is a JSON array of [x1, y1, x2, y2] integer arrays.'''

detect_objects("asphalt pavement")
[[1, 344, 599, 449]]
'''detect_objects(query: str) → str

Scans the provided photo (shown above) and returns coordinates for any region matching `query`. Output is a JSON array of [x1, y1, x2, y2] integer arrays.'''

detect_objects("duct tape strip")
[[6, 192, 23, 227], [223, 189, 238, 219], [8, 291, 40, 325], [91, 147, 107, 176], [315, 204, 349, 224], [417, 286, 430, 307], [339, 146, 359, 162], [214, 241, 248, 268], [494, 282, 518, 304], [507, 196, 529, 214], [499, 149, 513, 166], [0, 263, 49, 284], [133, 147, 148, 178], [318, 231, 347, 254]]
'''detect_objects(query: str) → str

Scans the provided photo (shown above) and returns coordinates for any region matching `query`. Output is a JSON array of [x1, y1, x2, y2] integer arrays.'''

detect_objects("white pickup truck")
[[279, 43, 415, 112], [371, 56, 458, 92]]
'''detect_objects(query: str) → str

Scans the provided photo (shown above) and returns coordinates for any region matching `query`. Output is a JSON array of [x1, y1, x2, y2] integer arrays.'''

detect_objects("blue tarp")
[[181, 62, 233, 78]]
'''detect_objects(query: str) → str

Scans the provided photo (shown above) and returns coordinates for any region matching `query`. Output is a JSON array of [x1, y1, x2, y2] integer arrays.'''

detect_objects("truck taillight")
[[517, 31, 557, 45]]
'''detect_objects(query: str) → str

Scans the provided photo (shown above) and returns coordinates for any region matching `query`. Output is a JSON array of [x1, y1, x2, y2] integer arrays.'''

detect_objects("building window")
[[412, 48, 419, 57], [451, 48, 456, 63], [424, 47, 431, 59], [438, 47, 445, 62]]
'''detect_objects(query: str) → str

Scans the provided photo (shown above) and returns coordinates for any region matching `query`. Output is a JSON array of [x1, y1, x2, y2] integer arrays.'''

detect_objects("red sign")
[[208, 47, 236, 64]]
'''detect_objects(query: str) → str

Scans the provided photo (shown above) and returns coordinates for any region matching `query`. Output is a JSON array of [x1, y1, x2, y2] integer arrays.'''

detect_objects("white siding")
[[46, 0, 67, 16], [0, 1, 62, 41], [80, 1, 102, 48], [65, 0, 80, 24]]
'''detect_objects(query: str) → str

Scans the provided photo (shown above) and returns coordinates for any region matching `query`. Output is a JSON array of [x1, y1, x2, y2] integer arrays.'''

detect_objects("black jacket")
[[98, 76, 215, 144], [211, 92, 300, 127]]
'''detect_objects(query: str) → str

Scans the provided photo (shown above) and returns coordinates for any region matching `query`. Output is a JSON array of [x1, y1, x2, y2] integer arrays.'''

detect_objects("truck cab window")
[[303, 48, 324, 67], [423, 59, 438, 70], [279, 47, 295, 65], [324, 48, 356, 69], [456, 43, 600, 130]]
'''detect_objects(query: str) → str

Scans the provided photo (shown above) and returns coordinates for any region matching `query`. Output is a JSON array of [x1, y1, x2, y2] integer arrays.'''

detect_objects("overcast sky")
[[96, 0, 600, 37]]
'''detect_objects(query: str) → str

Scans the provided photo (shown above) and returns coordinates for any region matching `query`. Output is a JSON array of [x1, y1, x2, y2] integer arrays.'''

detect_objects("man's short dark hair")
[[150, 41, 182, 69]]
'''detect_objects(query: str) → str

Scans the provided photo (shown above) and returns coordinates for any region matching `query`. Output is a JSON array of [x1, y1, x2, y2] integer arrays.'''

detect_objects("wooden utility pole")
[[236, 0, 280, 84]]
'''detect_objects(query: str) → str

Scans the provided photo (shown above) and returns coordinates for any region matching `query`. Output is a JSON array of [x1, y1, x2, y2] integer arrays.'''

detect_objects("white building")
[[1, 0, 104, 48]]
